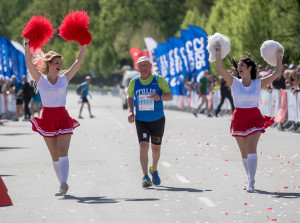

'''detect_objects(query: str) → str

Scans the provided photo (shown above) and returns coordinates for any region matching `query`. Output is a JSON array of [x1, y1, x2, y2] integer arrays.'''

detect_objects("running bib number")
[[138, 95, 154, 111]]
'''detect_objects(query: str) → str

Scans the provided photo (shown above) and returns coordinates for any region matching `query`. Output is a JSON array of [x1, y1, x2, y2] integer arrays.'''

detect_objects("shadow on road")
[[0, 146, 27, 151], [0, 133, 33, 136], [62, 195, 119, 204], [0, 175, 15, 177], [62, 195, 160, 204], [153, 186, 212, 193], [255, 189, 300, 198]]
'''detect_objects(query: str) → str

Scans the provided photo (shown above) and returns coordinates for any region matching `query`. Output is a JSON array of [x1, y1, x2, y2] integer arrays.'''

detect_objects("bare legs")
[[139, 142, 161, 175], [79, 101, 92, 117]]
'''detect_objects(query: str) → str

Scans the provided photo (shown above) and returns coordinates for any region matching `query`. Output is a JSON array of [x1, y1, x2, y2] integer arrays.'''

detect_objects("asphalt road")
[[0, 91, 299, 223]]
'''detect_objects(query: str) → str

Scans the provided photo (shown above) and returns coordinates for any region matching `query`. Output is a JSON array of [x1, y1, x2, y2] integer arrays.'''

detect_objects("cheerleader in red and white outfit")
[[24, 37, 87, 196], [214, 43, 283, 193]]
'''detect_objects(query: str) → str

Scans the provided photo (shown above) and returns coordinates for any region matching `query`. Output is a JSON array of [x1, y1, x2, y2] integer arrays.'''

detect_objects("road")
[[0, 91, 299, 223]]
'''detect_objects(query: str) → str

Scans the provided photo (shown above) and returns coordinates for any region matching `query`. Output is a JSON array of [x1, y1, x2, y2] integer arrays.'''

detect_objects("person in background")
[[11, 75, 24, 121], [30, 80, 42, 117], [193, 70, 211, 117], [272, 64, 287, 90], [17, 75, 34, 120], [215, 75, 235, 117], [78, 75, 94, 119]]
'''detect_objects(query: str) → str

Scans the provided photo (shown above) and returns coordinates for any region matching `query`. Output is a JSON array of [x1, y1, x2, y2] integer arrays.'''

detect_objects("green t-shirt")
[[199, 76, 207, 93], [127, 73, 171, 98]]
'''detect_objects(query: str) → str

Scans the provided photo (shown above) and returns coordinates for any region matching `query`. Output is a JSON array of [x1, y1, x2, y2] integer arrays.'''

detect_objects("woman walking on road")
[[24, 37, 87, 196], [214, 42, 283, 192]]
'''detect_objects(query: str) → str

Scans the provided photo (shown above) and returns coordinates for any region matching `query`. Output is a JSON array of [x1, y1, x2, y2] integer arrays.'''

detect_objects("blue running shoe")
[[149, 167, 161, 186], [142, 175, 153, 188]]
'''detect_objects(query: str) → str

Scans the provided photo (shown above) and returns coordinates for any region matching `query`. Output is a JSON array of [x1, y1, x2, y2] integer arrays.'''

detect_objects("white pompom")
[[206, 33, 231, 62], [260, 40, 284, 66]]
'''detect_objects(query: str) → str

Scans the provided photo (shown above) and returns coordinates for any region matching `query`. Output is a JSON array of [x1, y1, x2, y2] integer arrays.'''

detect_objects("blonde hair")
[[36, 51, 63, 75]]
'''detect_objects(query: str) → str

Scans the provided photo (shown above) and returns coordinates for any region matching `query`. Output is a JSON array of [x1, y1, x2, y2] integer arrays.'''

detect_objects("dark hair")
[[228, 53, 257, 80]]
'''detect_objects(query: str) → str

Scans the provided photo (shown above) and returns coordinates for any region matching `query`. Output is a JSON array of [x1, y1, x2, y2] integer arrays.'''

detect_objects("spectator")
[[17, 75, 35, 120], [30, 81, 42, 117], [192, 70, 212, 117], [11, 75, 24, 121], [215, 76, 235, 117], [272, 64, 287, 90]]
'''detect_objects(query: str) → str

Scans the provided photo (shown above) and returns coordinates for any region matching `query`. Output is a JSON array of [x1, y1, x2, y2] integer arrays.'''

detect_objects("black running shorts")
[[82, 97, 89, 103], [135, 117, 165, 145]]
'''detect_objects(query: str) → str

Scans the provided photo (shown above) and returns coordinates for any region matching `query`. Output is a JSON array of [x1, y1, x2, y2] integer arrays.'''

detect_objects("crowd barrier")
[[1, 90, 299, 125], [165, 89, 300, 124]]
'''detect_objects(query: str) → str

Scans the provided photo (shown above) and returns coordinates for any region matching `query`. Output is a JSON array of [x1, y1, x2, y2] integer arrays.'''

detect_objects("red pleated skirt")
[[230, 107, 274, 137], [30, 107, 80, 137]]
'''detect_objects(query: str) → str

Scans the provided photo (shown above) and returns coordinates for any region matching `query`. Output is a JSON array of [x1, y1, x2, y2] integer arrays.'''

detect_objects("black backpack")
[[76, 83, 83, 95]]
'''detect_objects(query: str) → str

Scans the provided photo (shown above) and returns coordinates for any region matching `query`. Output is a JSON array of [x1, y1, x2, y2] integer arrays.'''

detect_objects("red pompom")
[[59, 10, 92, 45], [22, 15, 55, 51]]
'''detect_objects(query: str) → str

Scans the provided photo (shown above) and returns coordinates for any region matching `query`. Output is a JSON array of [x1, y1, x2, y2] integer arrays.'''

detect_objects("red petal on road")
[[267, 216, 270, 219], [271, 219, 277, 221], [225, 160, 228, 161], [244, 203, 247, 205], [124, 164, 128, 166], [224, 174, 228, 176], [267, 208, 272, 210], [195, 154, 198, 156], [166, 177, 171, 179], [284, 187, 289, 189], [225, 212, 228, 215]]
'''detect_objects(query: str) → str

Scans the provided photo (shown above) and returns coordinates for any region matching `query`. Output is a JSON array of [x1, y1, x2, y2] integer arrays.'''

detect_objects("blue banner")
[[0, 35, 27, 81], [180, 29, 195, 81], [165, 39, 180, 95], [187, 25, 210, 83], [154, 43, 168, 79]]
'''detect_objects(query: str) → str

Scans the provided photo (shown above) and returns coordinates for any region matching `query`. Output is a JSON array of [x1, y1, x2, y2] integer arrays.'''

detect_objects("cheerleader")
[[214, 42, 283, 192], [24, 37, 87, 196]]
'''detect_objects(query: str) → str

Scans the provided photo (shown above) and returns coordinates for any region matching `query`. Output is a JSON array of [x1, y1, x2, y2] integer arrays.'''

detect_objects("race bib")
[[138, 95, 154, 111]]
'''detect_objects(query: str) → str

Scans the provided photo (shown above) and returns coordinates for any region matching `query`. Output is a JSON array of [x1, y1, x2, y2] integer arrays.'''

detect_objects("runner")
[[214, 42, 283, 192], [127, 56, 173, 188], [78, 75, 94, 119], [24, 37, 87, 196]]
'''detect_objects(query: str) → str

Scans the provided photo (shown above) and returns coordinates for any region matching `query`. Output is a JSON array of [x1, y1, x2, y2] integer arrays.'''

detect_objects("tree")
[[100, 42, 116, 77]]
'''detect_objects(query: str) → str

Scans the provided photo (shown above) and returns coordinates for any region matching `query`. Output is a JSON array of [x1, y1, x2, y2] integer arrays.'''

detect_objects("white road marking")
[[176, 175, 191, 183], [161, 162, 172, 167], [114, 120, 125, 129], [199, 197, 217, 207]]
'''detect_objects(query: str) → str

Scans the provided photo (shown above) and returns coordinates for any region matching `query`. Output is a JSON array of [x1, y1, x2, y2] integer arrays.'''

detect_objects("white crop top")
[[230, 76, 261, 108], [37, 74, 68, 107]]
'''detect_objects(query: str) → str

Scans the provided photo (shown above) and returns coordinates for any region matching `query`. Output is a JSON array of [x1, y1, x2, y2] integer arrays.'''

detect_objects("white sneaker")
[[55, 188, 63, 196], [60, 183, 69, 194], [246, 180, 255, 193]]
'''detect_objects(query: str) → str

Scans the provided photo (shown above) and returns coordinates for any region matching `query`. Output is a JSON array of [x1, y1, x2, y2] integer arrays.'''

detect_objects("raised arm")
[[215, 43, 233, 86], [260, 49, 283, 89], [24, 38, 41, 82], [65, 45, 87, 82]]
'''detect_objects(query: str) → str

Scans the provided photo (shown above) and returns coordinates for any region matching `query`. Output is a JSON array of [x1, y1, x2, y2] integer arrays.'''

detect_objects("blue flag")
[[165, 39, 180, 95], [187, 25, 210, 83], [180, 29, 195, 81]]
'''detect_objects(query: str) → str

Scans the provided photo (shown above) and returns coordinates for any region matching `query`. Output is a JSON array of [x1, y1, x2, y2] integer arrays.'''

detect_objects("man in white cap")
[[127, 56, 173, 188]]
